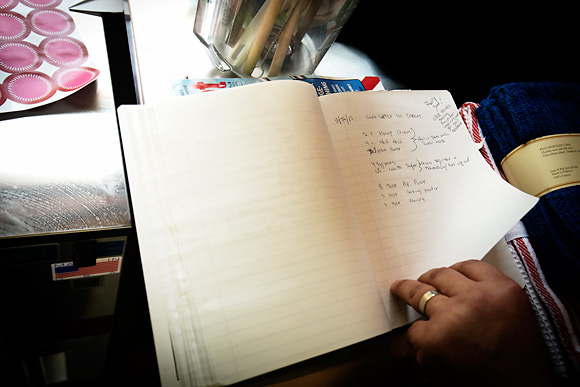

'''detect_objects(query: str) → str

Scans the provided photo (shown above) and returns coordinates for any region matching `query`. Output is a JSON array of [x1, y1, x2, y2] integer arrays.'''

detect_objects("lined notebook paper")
[[118, 81, 537, 386], [318, 90, 537, 326]]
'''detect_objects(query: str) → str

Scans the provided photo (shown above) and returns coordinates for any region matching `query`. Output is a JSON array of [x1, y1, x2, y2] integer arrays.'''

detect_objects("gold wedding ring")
[[418, 289, 439, 316]]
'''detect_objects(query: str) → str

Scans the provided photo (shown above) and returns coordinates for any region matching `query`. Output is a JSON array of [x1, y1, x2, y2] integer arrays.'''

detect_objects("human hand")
[[390, 260, 553, 386]]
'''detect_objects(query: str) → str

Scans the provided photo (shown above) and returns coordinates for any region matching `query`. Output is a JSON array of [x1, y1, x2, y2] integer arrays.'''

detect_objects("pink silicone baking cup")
[[20, 0, 63, 8], [0, 0, 19, 11], [53, 66, 99, 91], [27, 8, 75, 37], [40, 37, 88, 67], [0, 41, 43, 73], [0, 82, 6, 107], [4, 71, 57, 104], [0, 11, 31, 40]]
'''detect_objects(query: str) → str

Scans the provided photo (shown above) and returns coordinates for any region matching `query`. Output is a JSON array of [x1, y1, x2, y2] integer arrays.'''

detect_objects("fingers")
[[406, 319, 432, 353], [417, 260, 503, 296], [391, 260, 509, 316], [449, 259, 506, 282], [391, 279, 446, 317], [417, 265, 474, 296]]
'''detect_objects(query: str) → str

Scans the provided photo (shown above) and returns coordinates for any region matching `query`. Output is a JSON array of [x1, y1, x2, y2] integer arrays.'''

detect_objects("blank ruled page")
[[319, 90, 538, 327], [119, 81, 389, 386]]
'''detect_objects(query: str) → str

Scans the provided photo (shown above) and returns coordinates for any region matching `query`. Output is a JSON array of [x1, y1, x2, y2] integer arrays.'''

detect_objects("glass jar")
[[194, 0, 360, 77]]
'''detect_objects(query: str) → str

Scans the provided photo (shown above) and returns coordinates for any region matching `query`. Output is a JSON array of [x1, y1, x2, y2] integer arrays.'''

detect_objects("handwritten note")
[[319, 90, 537, 324], [324, 92, 474, 213]]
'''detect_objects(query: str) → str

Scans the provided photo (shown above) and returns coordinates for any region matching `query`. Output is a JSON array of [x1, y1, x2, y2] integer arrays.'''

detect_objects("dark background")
[[337, 2, 579, 105]]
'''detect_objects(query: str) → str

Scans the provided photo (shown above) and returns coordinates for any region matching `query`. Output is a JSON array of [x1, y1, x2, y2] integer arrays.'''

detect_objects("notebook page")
[[319, 90, 538, 327], [119, 81, 389, 386]]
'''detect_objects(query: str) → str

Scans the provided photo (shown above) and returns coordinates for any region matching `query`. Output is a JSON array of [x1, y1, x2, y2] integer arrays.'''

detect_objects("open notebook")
[[118, 81, 537, 386]]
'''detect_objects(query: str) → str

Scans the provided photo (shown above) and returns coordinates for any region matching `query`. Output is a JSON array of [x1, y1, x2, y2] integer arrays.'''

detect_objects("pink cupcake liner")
[[0, 41, 43, 73], [27, 8, 75, 37], [19, 0, 63, 8], [0, 0, 19, 12], [39, 37, 88, 67], [4, 71, 57, 104], [52, 66, 99, 91], [0, 11, 31, 40], [0, 82, 6, 107]]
